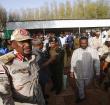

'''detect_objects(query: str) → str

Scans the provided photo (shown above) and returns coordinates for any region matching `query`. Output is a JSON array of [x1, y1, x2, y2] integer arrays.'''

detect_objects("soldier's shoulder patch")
[[0, 51, 15, 64]]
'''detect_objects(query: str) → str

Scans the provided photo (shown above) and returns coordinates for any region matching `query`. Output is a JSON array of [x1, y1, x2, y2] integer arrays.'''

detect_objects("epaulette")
[[0, 51, 16, 64]]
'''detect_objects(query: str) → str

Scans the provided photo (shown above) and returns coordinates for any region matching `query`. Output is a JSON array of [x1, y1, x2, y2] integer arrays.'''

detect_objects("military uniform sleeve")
[[0, 51, 15, 64], [0, 62, 15, 105]]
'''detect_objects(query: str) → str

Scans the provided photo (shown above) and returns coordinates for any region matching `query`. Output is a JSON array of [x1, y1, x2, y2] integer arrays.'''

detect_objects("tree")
[[84, 2, 97, 18], [6, 0, 110, 21], [20, 9, 28, 20], [0, 5, 7, 30], [34, 8, 40, 20], [96, 0, 109, 18], [73, 0, 85, 19], [50, 0, 58, 19], [73, 0, 110, 19], [58, 2, 65, 19], [8, 10, 20, 21], [42, 3, 50, 20], [65, 0, 72, 19]]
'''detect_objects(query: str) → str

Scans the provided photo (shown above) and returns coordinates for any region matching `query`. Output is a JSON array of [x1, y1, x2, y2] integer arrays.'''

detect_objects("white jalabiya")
[[71, 47, 100, 79], [71, 47, 100, 99]]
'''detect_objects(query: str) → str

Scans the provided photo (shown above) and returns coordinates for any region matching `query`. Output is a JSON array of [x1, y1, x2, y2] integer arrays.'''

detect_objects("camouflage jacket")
[[0, 52, 45, 105]]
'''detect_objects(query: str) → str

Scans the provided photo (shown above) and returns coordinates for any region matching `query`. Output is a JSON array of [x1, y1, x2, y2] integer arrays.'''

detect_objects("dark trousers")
[[51, 68, 63, 92]]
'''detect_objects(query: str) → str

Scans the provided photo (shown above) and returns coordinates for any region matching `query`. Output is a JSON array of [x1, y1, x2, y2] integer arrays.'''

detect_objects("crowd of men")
[[0, 28, 110, 105]]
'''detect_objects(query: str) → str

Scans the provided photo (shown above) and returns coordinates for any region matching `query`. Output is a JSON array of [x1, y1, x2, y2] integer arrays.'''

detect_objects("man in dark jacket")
[[43, 37, 64, 94]]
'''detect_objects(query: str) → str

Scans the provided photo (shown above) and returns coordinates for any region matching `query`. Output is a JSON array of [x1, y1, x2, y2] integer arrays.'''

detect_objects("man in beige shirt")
[[88, 31, 102, 50]]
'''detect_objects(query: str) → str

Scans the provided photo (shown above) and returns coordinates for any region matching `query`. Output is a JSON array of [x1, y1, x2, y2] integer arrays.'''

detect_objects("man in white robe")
[[70, 37, 100, 103]]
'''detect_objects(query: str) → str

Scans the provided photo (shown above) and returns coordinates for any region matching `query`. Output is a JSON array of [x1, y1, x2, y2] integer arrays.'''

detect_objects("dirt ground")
[[47, 78, 110, 105], [0, 79, 109, 105], [47, 87, 110, 105]]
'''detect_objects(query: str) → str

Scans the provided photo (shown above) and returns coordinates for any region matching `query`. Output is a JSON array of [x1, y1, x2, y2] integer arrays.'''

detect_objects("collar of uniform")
[[13, 49, 35, 63], [13, 49, 24, 62]]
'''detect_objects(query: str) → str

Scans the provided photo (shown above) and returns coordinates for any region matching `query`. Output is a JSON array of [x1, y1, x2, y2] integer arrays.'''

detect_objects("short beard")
[[81, 46, 87, 49]]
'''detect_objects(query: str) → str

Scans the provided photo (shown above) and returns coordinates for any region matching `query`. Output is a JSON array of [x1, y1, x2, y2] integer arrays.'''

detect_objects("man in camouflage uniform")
[[0, 29, 45, 105]]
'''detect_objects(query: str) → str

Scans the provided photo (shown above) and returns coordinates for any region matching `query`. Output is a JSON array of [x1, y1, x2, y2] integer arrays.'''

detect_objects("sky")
[[0, 0, 74, 12]]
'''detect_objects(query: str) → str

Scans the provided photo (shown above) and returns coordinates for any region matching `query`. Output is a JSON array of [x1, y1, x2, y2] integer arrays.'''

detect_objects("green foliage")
[[96, 0, 109, 18], [65, 0, 72, 19], [58, 2, 65, 19], [7, 0, 110, 21], [0, 5, 7, 30], [85, 2, 97, 18]]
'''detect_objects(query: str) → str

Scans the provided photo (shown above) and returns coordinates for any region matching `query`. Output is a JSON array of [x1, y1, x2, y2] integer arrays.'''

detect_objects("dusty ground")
[[48, 85, 110, 105]]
